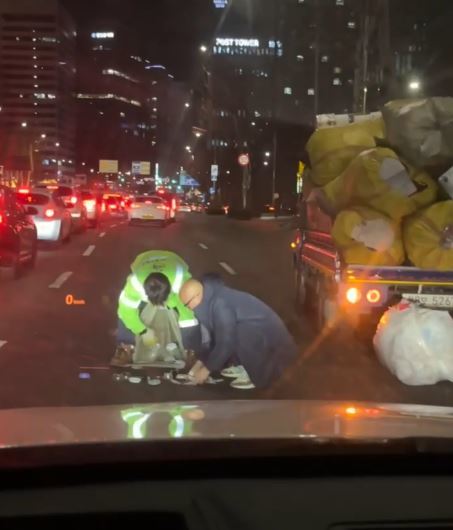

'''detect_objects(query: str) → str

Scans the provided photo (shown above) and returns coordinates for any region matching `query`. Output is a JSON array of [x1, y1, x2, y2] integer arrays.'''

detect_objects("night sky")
[[62, 0, 219, 80]]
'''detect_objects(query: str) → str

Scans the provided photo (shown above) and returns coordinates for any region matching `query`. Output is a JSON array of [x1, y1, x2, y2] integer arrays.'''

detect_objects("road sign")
[[132, 161, 151, 175], [211, 164, 219, 182], [238, 153, 249, 166], [99, 159, 118, 173]]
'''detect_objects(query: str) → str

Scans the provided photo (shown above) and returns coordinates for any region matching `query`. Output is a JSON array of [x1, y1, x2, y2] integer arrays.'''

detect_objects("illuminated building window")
[[284, 87, 292, 95], [336, 0, 344, 4], [102, 69, 138, 83], [296, 55, 304, 62], [348, 21, 356, 29], [334, 67, 342, 74], [308, 88, 315, 95], [321, 55, 329, 62], [76, 93, 142, 107], [333, 78, 342, 86]]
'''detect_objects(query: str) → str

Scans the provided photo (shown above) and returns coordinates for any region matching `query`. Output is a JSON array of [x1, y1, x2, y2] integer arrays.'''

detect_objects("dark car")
[[0, 186, 37, 279]]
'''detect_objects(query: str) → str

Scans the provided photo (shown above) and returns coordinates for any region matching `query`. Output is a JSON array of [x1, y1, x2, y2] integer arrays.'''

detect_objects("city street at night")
[[1, 212, 452, 410]]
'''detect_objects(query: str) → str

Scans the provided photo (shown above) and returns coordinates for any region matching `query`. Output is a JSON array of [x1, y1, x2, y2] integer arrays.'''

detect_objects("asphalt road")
[[0, 212, 453, 410]]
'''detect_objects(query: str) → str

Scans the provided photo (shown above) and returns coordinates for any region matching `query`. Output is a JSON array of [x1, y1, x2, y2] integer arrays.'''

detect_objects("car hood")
[[1, 400, 453, 448]]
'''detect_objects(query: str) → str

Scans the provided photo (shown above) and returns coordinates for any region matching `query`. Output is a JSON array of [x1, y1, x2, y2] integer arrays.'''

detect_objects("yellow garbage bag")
[[332, 207, 405, 266], [306, 119, 385, 186], [403, 201, 453, 270], [322, 148, 438, 220]]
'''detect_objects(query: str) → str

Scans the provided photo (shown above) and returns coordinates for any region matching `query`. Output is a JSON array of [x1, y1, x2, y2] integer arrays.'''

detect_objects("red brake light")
[[70, 196, 77, 205], [101, 202, 106, 212], [83, 199, 96, 208], [0, 213, 3, 224], [120, 200, 125, 208], [44, 208, 55, 218], [18, 188, 29, 194], [145, 200, 152, 205]]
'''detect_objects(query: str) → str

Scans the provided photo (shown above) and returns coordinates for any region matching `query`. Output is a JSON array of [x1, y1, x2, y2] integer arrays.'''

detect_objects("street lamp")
[[21, 122, 27, 128], [265, 151, 271, 157], [185, 102, 190, 108], [409, 79, 421, 92], [200, 44, 208, 53], [264, 161, 269, 166], [195, 132, 202, 138]]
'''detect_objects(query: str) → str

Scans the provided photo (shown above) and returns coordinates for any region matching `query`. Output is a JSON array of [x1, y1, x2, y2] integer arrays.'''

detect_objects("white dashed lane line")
[[49, 271, 73, 289], [99, 232, 106, 238], [199, 243, 209, 250], [0, 341, 7, 350], [83, 245, 96, 257], [219, 262, 237, 275]]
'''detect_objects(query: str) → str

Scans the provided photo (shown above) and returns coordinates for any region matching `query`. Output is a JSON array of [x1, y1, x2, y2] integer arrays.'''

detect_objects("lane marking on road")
[[219, 262, 237, 275], [99, 232, 106, 238], [199, 243, 209, 250], [83, 245, 96, 257], [49, 271, 73, 289], [0, 341, 7, 350]]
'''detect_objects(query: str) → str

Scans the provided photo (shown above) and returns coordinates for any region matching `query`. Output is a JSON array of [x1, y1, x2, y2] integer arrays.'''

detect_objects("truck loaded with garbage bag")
[[292, 97, 453, 386]]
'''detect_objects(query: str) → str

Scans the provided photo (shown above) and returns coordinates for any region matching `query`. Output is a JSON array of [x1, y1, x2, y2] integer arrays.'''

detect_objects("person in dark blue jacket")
[[179, 276, 298, 389]]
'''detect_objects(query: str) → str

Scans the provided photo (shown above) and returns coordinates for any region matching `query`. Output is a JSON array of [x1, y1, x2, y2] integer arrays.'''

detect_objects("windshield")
[[135, 197, 162, 204], [0, 0, 453, 450]]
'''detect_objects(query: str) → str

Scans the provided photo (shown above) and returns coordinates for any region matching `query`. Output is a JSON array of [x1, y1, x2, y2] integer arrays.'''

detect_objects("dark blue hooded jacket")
[[194, 276, 297, 388]]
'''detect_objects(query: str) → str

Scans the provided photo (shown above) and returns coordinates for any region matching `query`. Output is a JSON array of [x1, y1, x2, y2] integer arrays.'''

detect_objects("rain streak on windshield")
[[0, 0, 452, 441]]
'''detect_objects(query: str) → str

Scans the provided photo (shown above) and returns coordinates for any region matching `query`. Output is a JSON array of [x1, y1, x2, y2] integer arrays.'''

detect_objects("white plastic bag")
[[373, 301, 453, 385]]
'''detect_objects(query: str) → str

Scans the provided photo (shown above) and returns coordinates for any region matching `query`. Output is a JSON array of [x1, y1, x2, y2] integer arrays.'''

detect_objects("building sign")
[[132, 161, 151, 175], [99, 159, 118, 173], [215, 38, 259, 47], [91, 32, 115, 39], [211, 164, 219, 182]]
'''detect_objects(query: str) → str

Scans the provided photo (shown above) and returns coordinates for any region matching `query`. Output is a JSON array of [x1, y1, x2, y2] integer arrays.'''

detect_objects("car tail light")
[[120, 200, 125, 208], [157, 205, 166, 210], [101, 202, 106, 212], [110, 204, 117, 210], [0, 213, 3, 224], [83, 199, 96, 209], [145, 200, 153, 205], [171, 198, 176, 210], [44, 208, 55, 218], [345, 287, 361, 304], [18, 188, 29, 194], [70, 196, 77, 205], [366, 289, 381, 304]]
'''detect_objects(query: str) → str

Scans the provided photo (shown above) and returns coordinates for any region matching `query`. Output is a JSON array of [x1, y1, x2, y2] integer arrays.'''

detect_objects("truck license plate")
[[403, 293, 453, 308]]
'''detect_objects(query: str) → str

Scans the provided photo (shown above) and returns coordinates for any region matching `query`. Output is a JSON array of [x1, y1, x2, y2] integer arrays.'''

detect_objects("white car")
[[178, 202, 192, 213], [16, 188, 72, 245], [128, 196, 170, 226]]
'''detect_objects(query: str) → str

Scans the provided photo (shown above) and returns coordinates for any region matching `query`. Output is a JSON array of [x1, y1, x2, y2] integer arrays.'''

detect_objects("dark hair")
[[143, 272, 171, 305]]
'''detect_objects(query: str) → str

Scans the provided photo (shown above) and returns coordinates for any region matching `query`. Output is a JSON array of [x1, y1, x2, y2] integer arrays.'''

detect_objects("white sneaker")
[[221, 365, 247, 379], [230, 376, 256, 390]]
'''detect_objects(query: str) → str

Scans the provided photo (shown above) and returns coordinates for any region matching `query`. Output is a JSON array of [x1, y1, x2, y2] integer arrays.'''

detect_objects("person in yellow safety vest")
[[111, 250, 201, 366]]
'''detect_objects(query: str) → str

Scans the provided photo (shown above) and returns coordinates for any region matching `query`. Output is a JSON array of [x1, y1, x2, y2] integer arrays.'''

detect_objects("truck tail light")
[[345, 287, 361, 304], [366, 289, 381, 304]]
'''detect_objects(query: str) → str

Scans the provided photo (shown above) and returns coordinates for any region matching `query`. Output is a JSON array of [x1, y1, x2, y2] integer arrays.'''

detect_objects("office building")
[[0, 0, 76, 182], [75, 23, 155, 179]]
